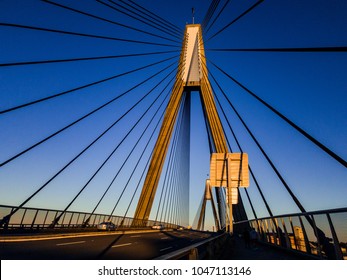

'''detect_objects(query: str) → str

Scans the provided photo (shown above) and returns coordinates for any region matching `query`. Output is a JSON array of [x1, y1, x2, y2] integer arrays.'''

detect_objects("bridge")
[[1, 0, 346, 262]]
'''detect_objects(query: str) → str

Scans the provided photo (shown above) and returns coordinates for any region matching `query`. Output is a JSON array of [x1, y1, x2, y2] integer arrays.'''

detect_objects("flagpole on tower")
[[192, 7, 195, 24]]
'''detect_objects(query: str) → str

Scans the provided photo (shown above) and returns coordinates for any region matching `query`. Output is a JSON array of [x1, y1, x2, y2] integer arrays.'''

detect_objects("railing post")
[[289, 217, 298, 250], [20, 209, 27, 228], [299, 216, 311, 254], [281, 218, 290, 248], [68, 212, 74, 228], [61, 212, 67, 227], [265, 220, 271, 243], [75, 213, 81, 226], [259, 220, 266, 242], [30, 209, 39, 229], [326, 213, 343, 260], [310, 215, 323, 258], [273, 218, 281, 246], [42, 210, 49, 228], [82, 213, 87, 227]]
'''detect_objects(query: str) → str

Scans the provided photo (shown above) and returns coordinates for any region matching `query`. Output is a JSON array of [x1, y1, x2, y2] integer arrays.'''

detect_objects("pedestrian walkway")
[[219, 235, 314, 260]]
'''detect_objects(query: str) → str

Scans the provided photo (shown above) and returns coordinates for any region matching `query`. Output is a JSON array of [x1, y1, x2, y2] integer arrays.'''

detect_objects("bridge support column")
[[133, 24, 249, 230]]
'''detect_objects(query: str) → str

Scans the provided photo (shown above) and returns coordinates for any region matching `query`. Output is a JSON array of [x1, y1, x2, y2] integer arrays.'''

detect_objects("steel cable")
[[42, 0, 180, 43], [119, 0, 182, 36], [0, 50, 179, 68], [206, 0, 264, 42], [0, 22, 179, 48], [0, 62, 176, 226], [0, 57, 178, 168], [52, 66, 177, 226], [210, 60, 347, 168], [97, 0, 181, 40]]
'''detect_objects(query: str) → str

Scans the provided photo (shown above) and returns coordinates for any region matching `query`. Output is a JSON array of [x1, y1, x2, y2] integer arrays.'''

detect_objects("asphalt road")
[[0, 230, 216, 260]]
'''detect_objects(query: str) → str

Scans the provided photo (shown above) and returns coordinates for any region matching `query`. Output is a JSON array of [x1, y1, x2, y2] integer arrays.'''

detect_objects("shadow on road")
[[97, 233, 124, 259]]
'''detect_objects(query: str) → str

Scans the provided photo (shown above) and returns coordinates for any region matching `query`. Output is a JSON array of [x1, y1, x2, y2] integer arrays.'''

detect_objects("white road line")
[[130, 235, 142, 238], [160, 237, 169, 240], [160, 246, 173, 252], [56, 241, 86, 246], [112, 243, 132, 248], [1, 229, 167, 243]]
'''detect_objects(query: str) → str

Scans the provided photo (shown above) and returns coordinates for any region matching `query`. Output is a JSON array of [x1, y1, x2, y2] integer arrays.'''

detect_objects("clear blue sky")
[[0, 0, 346, 230]]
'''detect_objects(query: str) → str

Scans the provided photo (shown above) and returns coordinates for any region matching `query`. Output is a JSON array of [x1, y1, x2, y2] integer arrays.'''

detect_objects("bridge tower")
[[133, 24, 248, 231]]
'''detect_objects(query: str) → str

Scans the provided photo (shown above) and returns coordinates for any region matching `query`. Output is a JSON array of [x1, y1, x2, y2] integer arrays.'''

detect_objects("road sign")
[[209, 153, 249, 188]]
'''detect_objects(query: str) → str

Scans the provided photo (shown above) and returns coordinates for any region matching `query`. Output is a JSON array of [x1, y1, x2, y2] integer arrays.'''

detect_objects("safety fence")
[[0, 204, 177, 231], [235, 207, 347, 260]]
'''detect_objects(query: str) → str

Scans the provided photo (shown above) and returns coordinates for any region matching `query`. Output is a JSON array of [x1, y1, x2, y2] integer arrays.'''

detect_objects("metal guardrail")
[[234, 207, 347, 260], [0, 204, 178, 231], [154, 233, 228, 260]]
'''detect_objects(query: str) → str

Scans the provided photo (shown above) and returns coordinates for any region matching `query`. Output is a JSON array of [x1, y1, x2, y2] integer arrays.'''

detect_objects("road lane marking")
[[56, 241, 86, 246], [112, 243, 132, 248], [130, 235, 142, 238], [0, 229, 175, 243], [160, 246, 173, 252], [161, 237, 169, 239]]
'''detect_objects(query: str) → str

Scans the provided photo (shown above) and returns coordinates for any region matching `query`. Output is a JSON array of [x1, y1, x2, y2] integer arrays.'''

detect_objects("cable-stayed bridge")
[[0, 0, 346, 260]]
